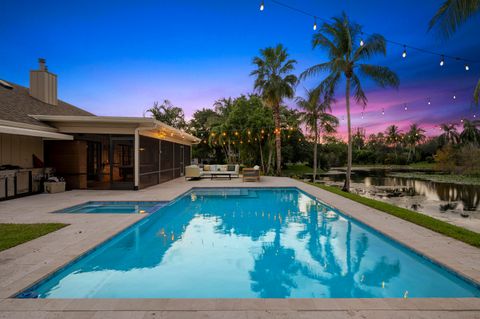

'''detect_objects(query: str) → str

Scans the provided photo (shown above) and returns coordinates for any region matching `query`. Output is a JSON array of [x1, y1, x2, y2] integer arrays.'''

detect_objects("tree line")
[[146, 4, 480, 191]]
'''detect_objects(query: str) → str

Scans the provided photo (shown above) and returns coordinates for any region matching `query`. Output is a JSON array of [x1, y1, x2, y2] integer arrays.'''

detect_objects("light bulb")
[[440, 55, 444, 66], [404, 105, 408, 111], [453, 95, 456, 100], [360, 39, 364, 47], [402, 46, 407, 58], [260, 1, 264, 11], [465, 64, 470, 71], [313, 17, 317, 31]]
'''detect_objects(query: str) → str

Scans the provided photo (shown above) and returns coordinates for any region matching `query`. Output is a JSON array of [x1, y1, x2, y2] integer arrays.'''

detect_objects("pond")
[[316, 169, 480, 233]]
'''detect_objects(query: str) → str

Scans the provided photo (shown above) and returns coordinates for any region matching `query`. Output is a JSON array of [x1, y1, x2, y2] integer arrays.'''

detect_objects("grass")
[[307, 182, 480, 248], [0, 223, 68, 252]]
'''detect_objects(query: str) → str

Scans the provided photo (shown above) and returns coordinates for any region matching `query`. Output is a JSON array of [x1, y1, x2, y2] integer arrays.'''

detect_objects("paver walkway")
[[0, 177, 479, 318]]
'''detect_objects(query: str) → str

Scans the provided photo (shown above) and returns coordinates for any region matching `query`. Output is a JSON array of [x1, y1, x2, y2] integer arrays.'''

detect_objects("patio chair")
[[243, 167, 260, 182]]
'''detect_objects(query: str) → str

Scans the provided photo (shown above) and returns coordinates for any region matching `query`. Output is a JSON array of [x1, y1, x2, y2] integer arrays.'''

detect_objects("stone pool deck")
[[0, 176, 479, 318]]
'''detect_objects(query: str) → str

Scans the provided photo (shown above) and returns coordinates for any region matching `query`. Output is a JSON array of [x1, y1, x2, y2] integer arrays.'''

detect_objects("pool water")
[[57, 201, 167, 214], [19, 188, 480, 298]]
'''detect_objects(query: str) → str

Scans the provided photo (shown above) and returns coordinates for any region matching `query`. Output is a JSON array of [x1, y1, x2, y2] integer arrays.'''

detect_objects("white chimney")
[[29, 58, 58, 105]]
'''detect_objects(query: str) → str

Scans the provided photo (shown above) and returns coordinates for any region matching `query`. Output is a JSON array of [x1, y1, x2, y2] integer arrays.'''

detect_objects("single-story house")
[[0, 59, 199, 199]]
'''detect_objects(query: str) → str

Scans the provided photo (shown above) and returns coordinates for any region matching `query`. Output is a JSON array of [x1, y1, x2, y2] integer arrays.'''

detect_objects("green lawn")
[[0, 223, 68, 252], [307, 182, 480, 248]]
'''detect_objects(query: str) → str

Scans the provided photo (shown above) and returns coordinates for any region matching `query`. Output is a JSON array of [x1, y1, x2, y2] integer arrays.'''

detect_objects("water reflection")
[[321, 170, 480, 214], [24, 188, 480, 298]]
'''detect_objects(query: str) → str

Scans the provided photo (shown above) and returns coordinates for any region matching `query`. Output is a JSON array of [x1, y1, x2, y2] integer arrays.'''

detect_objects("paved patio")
[[0, 176, 479, 318]]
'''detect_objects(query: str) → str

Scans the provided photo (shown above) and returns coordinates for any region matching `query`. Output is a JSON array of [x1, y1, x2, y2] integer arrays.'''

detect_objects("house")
[[0, 59, 199, 199]]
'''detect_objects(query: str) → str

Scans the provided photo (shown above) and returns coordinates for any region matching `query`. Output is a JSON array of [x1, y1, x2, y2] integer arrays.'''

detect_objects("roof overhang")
[[29, 115, 200, 145], [0, 125, 73, 140]]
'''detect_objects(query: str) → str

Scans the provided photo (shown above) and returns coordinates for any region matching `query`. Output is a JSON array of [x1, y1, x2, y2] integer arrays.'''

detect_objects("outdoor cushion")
[[203, 165, 211, 171], [219, 165, 228, 171], [227, 165, 236, 171]]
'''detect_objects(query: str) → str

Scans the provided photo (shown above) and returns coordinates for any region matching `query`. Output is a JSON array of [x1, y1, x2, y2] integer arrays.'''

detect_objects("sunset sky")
[[1, 0, 479, 137]]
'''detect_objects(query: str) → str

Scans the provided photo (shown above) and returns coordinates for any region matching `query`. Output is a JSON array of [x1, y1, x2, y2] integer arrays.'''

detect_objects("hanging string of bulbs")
[[258, 0, 478, 71]]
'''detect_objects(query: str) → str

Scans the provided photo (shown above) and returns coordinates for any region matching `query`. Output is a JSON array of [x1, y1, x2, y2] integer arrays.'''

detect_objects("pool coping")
[[0, 176, 479, 315]]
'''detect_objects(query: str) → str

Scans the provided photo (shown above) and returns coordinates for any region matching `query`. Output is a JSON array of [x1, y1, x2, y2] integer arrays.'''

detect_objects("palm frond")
[[474, 77, 480, 105], [428, 0, 480, 38], [351, 74, 367, 106], [299, 62, 334, 81], [353, 34, 387, 61], [359, 64, 400, 89]]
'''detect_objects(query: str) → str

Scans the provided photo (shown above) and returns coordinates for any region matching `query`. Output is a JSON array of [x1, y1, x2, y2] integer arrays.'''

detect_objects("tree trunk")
[[267, 138, 274, 175], [274, 104, 282, 175], [313, 124, 318, 183], [343, 78, 352, 192], [259, 141, 265, 173]]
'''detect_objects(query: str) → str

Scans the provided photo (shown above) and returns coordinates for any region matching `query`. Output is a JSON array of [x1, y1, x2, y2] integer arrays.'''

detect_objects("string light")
[[313, 17, 317, 31], [453, 95, 456, 100], [257, 0, 478, 70], [381, 108, 385, 115], [404, 104, 408, 111], [427, 98, 431, 105]]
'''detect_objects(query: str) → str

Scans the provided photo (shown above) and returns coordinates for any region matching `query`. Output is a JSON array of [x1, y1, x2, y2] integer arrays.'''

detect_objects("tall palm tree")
[[439, 123, 460, 145], [296, 88, 338, 183], [429, 0, 480, 104], [251, 44, 298, 175], [405, 124, 426, 162], [300, 13, 399, 191], [460, 119, 480, 145]]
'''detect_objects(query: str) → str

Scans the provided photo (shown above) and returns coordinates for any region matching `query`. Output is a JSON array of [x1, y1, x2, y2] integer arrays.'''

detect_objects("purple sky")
[[1, 0, 479, 138]]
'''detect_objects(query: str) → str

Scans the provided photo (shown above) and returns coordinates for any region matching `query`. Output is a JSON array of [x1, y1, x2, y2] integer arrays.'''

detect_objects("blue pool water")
[[56, 201, 167, 214], [19, 188, 480, 298]]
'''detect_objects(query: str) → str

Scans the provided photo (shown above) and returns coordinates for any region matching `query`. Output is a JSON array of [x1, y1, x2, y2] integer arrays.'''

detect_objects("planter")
[[44, 182, 66, 194]]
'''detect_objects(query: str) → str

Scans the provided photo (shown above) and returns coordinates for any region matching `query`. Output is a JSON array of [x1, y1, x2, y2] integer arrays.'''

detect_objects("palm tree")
[[439, 123, 460, 145], [300, 13, 399, 191], [405, 124, 426, 162], [147, 100, 186, 129], [385, 125, 402, 160], [429, 0, 480, 104], [385, 125, 402, 147], [251, 44, 298, 175], [460, 119, 480, 145], [296, 88, 338, 183]]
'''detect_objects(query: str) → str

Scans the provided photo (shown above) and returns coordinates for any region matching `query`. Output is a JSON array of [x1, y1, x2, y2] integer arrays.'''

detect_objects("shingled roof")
[[0, 81, 94, 129]]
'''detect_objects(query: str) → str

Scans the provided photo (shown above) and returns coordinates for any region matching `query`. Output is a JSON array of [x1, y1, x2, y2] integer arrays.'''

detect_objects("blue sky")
[[1, 0, 479, 136]]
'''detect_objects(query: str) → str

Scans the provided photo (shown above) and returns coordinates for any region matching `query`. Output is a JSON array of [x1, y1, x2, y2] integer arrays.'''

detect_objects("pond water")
[[317, 170, 480, 232]]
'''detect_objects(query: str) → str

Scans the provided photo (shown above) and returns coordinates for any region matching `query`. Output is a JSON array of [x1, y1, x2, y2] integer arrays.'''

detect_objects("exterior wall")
[[0, 133, 43, 168]]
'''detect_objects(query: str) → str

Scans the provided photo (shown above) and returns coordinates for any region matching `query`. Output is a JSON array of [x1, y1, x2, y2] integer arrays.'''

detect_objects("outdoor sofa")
[[185, 164, 240, 180]]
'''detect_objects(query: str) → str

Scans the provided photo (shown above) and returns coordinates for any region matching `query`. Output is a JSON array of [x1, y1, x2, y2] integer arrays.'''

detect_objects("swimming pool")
[[55, 201, 167, 214], [18, 188, 480, 298]]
